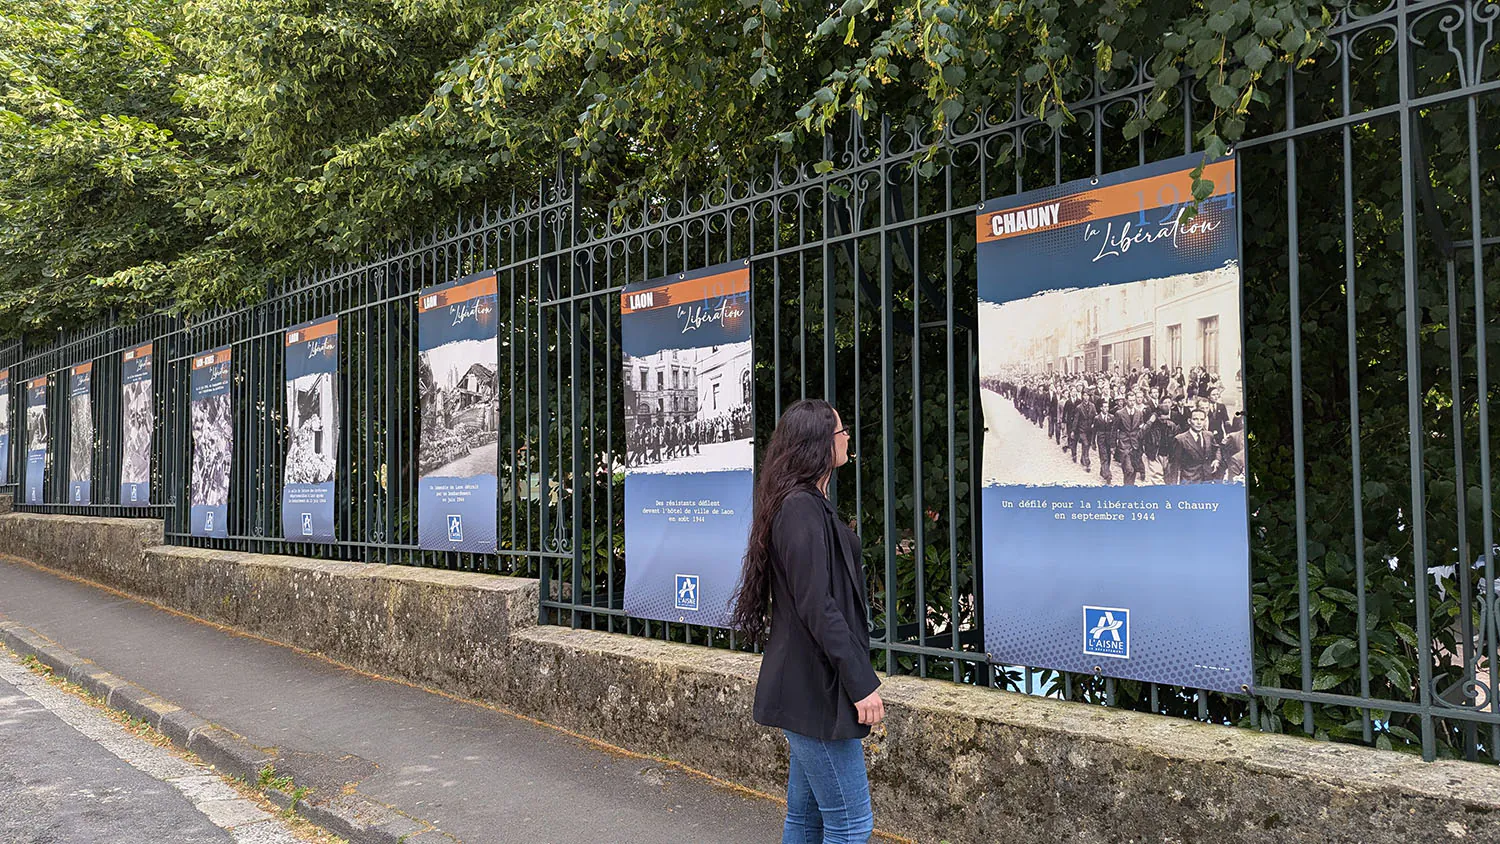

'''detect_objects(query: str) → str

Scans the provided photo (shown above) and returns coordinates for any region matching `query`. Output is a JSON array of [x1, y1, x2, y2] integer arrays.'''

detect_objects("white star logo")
[[1089, 612, 1123, 641]]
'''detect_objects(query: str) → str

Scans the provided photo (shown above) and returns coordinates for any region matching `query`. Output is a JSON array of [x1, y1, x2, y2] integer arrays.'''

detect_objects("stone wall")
[[504, 626, 1500, 844], [2, 510, 1499, 843], [136, 545, 537, 693], [0, 507, 162, 589]]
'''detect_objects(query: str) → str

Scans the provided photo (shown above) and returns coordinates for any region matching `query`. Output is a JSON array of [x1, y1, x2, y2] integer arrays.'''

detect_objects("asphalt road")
[[0, 651, 303, 844]]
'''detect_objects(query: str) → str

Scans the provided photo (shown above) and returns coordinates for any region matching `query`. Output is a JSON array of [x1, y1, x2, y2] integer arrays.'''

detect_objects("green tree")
[[3, 0, 1337, 334], [0, 0, 228, 332]]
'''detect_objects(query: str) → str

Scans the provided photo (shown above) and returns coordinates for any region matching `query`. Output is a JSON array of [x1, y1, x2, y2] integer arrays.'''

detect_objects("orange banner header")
[[976, 159, 1236, 245], [30, 376, 47, 389], [192, 348, 232, 370], [287, 317, 339, 346], [124, 343, 152, 362], [72, 361, 93, 376], [621, 267, 750, 315], [417, 272, 498, 313]]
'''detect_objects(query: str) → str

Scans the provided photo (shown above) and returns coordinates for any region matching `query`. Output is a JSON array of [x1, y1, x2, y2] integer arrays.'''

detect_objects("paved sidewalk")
[[0, 556, 785, 844]]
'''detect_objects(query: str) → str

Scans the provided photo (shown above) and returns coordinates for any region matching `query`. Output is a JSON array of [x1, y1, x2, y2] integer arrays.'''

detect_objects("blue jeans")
[[781, 729, 873, 844]]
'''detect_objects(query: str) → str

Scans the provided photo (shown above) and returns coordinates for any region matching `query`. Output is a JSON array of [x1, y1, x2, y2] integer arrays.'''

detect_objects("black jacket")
[[1174, 429, 1219, 483], [752, 488, 880, 740]]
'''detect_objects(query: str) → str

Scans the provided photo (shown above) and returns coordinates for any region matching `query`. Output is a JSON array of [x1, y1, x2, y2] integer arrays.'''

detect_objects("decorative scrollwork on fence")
[[1432, 562, 1500, 713]]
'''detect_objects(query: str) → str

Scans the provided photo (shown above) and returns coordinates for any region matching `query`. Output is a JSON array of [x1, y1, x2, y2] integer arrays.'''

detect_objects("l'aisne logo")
[[627, 291, 654, 310], [674, 574, 699, 612], [422, 294, 439, 310], [1083, 606, 1129, 659], [288, 331, 301, 343], [195, 353, 216, 368]]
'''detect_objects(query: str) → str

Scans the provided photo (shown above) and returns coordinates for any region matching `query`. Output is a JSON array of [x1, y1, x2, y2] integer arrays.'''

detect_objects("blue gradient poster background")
[[417, 271, 499, 553], [976, 152, 1253, 693], [283, 318, 338, 541], [24, 377, 46, 504], [190, 346, 232, 538], [621, 261, 754, 628]]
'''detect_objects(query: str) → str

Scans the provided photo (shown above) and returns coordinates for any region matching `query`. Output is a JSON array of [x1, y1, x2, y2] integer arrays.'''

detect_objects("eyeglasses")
[[833, 426, 849, 437]]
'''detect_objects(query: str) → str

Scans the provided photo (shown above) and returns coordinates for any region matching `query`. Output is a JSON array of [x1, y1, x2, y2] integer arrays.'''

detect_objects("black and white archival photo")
[[190, 393, 231, 507], [68, 390, 91, 484], [417, 338, 499, 479], [285, 372, 336, 484], [980, 266, 1245, 488], [623, 341, 753, 475], [121, 378, 152, 486], [25, 404, 46, 453]]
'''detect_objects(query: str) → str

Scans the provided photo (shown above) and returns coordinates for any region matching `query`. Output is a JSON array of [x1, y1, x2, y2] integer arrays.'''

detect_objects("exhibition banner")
[[24, 377, 46, 504], [417, 271, 498, 553], [976, 152, 1252, 693], [120, 343, 153, 506], [68, 362, 93, 505], [283, 318, 338, 541], [620, 260, 753, 627], [0, 369, 10, 487], [190, 346, 233, 537]]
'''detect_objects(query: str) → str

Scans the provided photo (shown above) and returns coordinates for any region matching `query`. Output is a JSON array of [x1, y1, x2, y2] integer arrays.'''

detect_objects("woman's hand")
[[854, 690, 885, 725]]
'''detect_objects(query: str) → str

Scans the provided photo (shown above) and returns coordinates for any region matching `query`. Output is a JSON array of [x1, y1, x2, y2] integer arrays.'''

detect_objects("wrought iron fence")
[[0, 0, 1495, 762]]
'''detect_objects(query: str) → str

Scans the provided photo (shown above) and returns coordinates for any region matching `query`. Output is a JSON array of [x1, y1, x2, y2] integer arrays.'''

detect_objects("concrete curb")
[[0, 616, 454, 844]]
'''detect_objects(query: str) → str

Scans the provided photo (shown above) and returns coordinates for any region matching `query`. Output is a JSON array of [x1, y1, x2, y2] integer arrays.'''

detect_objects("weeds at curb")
[[259, 764, 316, 817]]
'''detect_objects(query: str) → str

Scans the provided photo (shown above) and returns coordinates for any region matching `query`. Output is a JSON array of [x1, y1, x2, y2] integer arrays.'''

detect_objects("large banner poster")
[[0, 369, 10, 487], [977, 152, 1252, 693], [283, 318, 338, 541], [68, 362, 93, 505], [417, 271, 498, 553], [620, 261, 754, 627], [24, 377, 46, 504], [190, 346, 232, 537], [120, 343, 153, 506]]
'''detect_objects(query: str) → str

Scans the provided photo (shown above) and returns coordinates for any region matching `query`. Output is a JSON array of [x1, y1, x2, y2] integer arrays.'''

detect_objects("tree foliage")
[[2, 0, 1340, 335], [0, 0, 224, 329]]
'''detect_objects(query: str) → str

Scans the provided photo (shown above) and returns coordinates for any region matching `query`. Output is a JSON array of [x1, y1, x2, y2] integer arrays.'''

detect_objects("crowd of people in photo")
[[189, 393, 232, 505], [122, 380, 152, 484], [996, 364, 1245, 485], [626, 405, 752, 467]]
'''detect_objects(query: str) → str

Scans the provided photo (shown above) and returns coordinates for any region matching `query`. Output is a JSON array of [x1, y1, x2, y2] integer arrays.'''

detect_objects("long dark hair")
[[729, 399, 839, 645]]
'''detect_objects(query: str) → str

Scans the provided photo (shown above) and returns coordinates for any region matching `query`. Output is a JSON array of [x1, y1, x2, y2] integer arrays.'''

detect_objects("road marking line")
[[0, 651, 303, 844]]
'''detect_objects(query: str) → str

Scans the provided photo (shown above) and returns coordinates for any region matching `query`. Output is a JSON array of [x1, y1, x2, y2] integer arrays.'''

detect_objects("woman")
[[731, 399, 883, 844]]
